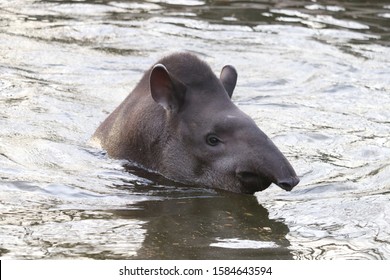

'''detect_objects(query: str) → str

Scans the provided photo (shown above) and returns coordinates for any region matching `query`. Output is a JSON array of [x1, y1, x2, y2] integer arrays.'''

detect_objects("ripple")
[[210, 238, 279, 249], [271, 8, 369, 30]]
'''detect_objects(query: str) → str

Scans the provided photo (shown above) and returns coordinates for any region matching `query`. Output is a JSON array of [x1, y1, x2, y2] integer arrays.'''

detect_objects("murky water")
[[1, 0, 389, 259]]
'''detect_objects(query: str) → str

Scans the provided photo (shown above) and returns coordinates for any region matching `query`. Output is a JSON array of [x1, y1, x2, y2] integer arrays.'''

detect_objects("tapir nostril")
[[276, 176, 300, 191]]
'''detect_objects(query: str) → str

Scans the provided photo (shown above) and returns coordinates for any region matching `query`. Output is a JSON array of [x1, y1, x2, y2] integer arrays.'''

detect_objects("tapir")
[[92, 52, 299, 194]]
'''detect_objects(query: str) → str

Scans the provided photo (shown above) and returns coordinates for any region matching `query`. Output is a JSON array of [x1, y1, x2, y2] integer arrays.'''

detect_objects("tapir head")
[[149, 54, 299, 194]]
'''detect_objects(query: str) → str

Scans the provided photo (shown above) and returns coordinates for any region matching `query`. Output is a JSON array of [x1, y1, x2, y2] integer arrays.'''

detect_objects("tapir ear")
[[220, 65, 237, 98], [150, 64, 186, 112]]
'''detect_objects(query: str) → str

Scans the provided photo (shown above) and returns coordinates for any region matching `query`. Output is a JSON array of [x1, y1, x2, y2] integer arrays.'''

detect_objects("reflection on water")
[[1, 0, 390, 259], [116, 194, 292, 259]]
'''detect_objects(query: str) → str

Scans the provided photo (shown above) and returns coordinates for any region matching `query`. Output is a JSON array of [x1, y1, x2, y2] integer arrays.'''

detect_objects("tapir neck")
[[93, 87, 169, 170]]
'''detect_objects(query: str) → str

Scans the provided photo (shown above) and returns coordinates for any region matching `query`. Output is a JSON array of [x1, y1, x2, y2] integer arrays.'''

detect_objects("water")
[[0, 0, 389, 259]]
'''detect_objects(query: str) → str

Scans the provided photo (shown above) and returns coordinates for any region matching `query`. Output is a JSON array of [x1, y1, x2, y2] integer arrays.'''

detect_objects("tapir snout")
[[236, 162, 299, 194], [231, 122, 299, 194], [236, 151, 299, 193]]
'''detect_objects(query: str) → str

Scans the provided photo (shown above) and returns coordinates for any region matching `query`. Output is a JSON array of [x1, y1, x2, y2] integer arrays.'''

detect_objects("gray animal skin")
[[92, 53, 299, 194]]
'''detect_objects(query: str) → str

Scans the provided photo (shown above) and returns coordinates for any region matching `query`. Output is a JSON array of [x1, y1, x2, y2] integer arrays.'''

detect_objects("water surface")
[[0, 0, 389, 259]]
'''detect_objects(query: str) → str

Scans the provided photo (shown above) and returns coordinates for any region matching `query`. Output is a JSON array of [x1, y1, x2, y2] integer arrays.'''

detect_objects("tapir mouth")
[[237, 172, 300, 194], [237, 172, 272, 194]]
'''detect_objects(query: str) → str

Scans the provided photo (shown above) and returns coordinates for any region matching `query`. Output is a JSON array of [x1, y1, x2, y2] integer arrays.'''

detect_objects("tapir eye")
[[206, 134, 221, 146]]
